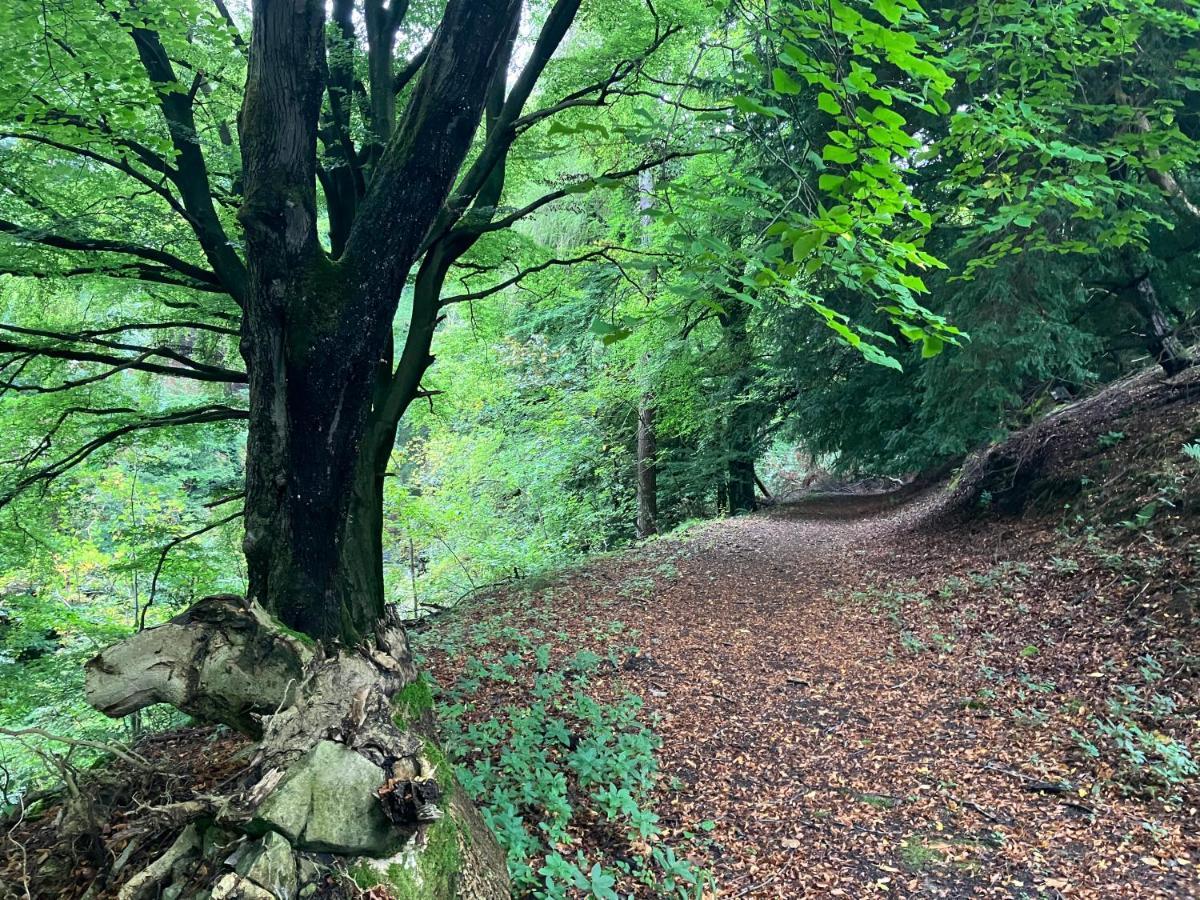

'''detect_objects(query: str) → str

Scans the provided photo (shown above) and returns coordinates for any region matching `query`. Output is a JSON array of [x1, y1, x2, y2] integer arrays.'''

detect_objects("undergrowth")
[[413, 607, 712, 899]]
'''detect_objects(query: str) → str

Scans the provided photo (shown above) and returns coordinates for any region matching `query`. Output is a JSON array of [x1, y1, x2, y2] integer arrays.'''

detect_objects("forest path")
[[589, 491, 1195, 899], [424, 487, 1196, 898]]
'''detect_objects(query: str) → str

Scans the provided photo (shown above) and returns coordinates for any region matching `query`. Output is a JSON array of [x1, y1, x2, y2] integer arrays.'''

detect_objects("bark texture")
[[636, 400, 658, 538], [84, 596, 310, 737]]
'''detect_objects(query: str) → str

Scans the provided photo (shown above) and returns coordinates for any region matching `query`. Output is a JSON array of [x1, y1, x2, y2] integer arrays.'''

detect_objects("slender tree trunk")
[[636, 399, 658, 538], [719, 301, 758, 514]]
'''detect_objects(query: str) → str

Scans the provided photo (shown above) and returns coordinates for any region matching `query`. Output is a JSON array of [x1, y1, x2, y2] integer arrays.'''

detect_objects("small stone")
[[211, 872, 276, 900], [295, 856, 322, 888]]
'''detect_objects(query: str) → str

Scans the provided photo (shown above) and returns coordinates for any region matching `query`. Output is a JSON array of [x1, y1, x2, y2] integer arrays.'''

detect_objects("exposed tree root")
[[83, 596, 510, 899], [952, 364, 1200, 513]]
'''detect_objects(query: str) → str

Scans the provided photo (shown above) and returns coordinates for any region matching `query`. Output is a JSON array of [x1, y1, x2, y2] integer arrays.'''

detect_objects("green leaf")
[[873, 0, 903, 25], [871, 106, 906, 129], [772, 68, 802, 95], [860, 342, 904, 370], [732, 95, 788, 117], [822, 144, 858, 165], [791, 229, 828, 262], [817, 92, 841, 115], [818, 173, 845, 192], [920, 334, 944, 358]]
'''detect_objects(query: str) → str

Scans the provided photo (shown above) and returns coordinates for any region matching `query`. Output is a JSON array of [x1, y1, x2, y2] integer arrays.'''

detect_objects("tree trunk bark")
[[237, 0, 521, 646], [1133, 275, 1193, 377], [240, 299, 396, 645], [636, 399, 658, 538], [719, 301, 758, 514], [728, 455, 757, 513]]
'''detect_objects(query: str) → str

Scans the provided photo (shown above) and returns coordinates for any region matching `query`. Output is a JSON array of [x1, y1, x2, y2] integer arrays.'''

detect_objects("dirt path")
[[6, 487, 1196, 900], [520, 492, 1199, 898]]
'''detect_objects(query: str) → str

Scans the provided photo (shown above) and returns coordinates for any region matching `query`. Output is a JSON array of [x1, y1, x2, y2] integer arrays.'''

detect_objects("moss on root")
[[391, 676, 434, 729], [265, 611, 317, 647], [348, 813, 462, 899]]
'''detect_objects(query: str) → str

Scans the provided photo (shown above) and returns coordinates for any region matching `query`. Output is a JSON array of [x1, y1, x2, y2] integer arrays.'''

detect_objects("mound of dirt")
[[953, 365, 1200, 516]]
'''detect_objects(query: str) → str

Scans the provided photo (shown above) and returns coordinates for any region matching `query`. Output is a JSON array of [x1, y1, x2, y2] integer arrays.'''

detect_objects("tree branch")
[[142, 509, 243, 630], [0, 405, 249, 509], [119, 12, 249, 303], [440, 248, 629, 306], [0, 327, 247, 387], [511, 24, 685, 133], [0, 218, 221, 287], [0, 262, 227, 293], [468, 152, 704, 236], [0, 131, 189, 220]]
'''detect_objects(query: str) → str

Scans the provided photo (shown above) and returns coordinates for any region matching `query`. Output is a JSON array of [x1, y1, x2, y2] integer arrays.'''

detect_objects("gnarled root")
[[86, 596, 510, 899], [84, 596, 311, 737]]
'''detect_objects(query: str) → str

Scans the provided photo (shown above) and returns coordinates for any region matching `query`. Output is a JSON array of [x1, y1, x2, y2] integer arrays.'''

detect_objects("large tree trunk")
[[238, 0, 521, 646], [728, 453, 757, 514], [214, 2, 525, 897]]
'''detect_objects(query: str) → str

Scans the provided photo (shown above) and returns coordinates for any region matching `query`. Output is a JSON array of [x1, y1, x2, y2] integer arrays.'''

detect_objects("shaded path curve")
[[594, 492, 1197, 899]]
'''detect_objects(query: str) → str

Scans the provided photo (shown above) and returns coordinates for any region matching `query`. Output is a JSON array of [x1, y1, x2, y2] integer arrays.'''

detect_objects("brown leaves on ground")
[[425, 479, 1199, 898]]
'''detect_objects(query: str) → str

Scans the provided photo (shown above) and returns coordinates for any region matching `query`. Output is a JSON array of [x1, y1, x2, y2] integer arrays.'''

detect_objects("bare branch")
[[511, 24, 685, 133], [118, 12, 249, 303], [468, 151, 704, 236], [142, 509, 242, 630], [0, 131, 189, 219], [440, 248, 628, 306], [3, 405, 137, 469], [0, 218, 221, 287], [0, 262, 229, 293], [0, 323, 246, 383], [393, 39, 433, 96], [0, 727, 152, 770]]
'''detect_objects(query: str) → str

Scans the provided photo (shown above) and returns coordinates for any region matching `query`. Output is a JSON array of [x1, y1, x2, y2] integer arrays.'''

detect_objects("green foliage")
[[423, 625, 708, 898], [1075, 659, 1198, 799]]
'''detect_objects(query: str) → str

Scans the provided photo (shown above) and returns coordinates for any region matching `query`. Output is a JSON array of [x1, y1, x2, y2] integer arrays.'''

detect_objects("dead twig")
[[947, 793, 1014, 827], [0, 726, 152, 770]]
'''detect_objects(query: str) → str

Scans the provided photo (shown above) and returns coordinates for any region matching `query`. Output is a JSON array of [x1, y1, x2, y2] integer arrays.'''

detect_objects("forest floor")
[[421, 481, 1199, 899], [419, 368, 1200, 899]]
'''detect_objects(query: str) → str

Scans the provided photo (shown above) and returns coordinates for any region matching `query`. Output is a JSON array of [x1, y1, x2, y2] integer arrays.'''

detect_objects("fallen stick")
[[947, 793, 1014, 827]]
